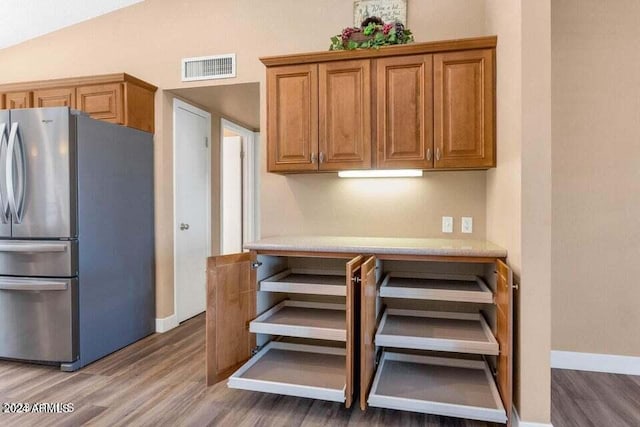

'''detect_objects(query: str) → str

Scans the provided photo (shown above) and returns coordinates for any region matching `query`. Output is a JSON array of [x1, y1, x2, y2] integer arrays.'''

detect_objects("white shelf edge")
[[367, 351, 507, 424], [375, 309, 499, 356], [379, 272, 494, 303], [258, 268, 347, 296], [250, 300, 347, 342], [228, 341, 346, 403]]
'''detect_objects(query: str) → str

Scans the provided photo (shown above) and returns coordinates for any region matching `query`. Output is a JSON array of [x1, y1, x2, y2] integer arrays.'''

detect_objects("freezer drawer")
[[0, 240, 77, 277], [0, 277, 78, 363]]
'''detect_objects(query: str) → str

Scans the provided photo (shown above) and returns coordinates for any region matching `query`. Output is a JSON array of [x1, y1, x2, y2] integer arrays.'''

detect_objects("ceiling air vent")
[[181, 54, 236, 82]]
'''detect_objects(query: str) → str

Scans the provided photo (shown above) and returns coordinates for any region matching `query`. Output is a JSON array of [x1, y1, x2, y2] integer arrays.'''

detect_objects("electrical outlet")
[[461, 217, 473, 233], [442, 216, 453, 233]]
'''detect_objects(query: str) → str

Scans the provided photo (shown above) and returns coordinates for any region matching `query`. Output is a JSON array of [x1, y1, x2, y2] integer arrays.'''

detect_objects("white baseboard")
[[514, 408, 554, 427], [155, 314, 179, 333], [551, 350, 640, 376]]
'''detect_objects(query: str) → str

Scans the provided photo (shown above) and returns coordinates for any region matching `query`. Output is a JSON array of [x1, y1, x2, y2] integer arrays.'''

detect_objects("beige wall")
[[0, 0, 557, 422], [485, 0, 552, 424], [0, 0, 488, 317], [552, 0, 640, 357]]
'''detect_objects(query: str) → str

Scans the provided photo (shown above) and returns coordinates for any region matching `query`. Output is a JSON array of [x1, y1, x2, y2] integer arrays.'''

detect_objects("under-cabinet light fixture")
[[338, 169, 423, 178]]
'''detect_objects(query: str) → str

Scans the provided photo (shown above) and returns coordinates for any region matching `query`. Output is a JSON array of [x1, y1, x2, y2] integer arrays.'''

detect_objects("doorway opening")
[[167, 82, 260, 329], [220, 118, 258, 254]]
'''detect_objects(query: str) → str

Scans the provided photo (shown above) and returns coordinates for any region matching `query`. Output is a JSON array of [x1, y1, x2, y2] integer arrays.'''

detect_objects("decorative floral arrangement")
[[329, 17, 414, 51]]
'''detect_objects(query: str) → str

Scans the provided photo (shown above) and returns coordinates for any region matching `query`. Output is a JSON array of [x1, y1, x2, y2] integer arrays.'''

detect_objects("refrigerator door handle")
[[0, 278, 68, 291], [0, 123, 9, 224], [6, 122, 26, 224], [0, 242, 68, 253]]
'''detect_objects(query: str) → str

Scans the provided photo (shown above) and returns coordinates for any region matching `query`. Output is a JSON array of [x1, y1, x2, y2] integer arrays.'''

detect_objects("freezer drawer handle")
[[0, 243, 68, 253], [6, 122, 27, 224], [0, 279, 68, 291], [0, 123, 9, 224]]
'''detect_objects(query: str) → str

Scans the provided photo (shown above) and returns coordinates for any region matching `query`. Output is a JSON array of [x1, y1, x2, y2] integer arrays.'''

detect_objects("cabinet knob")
[[436, 147, 442, 161], [426, 148, 432, 161], [311, 153, 317, 163], [319, 152, 325, 163]]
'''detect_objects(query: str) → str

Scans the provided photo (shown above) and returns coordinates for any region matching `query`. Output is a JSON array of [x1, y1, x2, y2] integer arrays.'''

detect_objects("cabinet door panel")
[[376, 55, 433, 169], [77, 83, 124, 124], [267, 64, 318, 172], [434, 49, 494, 169], [359, 255, 377, 410], [33, 87, 75, 108], [496, 260, 513, 425], [206, 252, 257, 385], [4, 91, 32, 109], [319, 60, 371, 171], [345, 255, 364, 409]]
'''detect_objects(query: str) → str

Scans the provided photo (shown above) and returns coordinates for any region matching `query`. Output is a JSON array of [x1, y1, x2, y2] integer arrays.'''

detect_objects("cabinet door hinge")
[[251, 345, 262, 356], [251, 261, 262, 270], [375, 350, 382, 367], [205, 137, 209, 148], [351, 276, 361, 284]]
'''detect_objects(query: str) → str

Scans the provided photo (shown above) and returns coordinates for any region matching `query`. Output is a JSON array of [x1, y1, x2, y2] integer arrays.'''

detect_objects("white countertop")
[[244, 236, 507, 258]]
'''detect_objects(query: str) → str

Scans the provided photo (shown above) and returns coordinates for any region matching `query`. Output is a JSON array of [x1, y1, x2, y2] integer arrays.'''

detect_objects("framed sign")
[[354, 0, 407, 26]]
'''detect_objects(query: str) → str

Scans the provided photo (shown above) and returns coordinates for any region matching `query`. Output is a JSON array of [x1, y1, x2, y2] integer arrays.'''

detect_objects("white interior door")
[[174, 99, 210, 323], [221, 135, 243, 254]]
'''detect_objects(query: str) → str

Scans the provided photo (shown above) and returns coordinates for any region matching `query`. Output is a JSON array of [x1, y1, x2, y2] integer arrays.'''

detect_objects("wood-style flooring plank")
[[2, 314, 637, 427]]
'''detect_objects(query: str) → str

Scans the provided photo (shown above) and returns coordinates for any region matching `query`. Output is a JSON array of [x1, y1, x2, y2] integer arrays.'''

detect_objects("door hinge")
[[352, 276, 361, 284], [375, 350, 382, 367], [240, 149, 245, 159], [205, 137, 209, 148], [251, 261, 262, 270]]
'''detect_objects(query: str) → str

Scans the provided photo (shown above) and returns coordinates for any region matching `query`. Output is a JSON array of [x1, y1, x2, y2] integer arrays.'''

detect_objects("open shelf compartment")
[[250, 300, 347, 341], [379, 272, 493, 303], [368, 352, 507, 424], [259, 269, 347, 296], [228, 342, 346, 402], [375, 309, 499, 355]]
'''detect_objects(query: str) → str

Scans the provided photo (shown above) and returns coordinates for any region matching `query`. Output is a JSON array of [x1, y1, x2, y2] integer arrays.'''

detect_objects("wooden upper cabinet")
[[4, 91, 32, 109], [434, 49, 495, 169], [0, 73, 156, 132], [267, 64, 318, 173], [376, 55, 433, 169], [319, 60, 371, 171], [260, 36, 497, 173], [77, 83, 124, 124], [33, 87, 75, 108]]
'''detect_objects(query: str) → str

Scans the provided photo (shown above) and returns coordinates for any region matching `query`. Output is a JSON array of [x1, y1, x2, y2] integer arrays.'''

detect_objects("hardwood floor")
[[0, 314, 636, 427], [551, 368, 640, 427]]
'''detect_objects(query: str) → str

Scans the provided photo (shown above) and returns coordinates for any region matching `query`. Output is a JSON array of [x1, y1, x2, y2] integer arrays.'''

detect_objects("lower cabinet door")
[[228, 341, 347, 403], [368, 351, 507, 424]]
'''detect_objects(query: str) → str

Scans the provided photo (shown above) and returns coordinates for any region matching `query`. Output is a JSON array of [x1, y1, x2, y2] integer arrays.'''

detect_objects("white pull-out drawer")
[[368, 352, 507, 424], [228, 342, 346, 402], [250, 300, 346, 341], [259, 269, 347, 296], [379, 272, 493, 303], [375, 309, 498, 355]]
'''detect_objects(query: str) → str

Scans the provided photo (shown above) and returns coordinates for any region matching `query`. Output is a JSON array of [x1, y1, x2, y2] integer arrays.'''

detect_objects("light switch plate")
[[461, 217, 473, 233], [442, 216, 453, 233]]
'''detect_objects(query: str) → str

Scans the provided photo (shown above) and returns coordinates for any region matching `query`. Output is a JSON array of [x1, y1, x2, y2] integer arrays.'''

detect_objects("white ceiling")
[[0, 0, 143, 50]]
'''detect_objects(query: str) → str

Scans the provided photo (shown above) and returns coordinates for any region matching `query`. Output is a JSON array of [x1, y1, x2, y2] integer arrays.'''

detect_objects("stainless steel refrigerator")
[[0, 107, 154, 371]]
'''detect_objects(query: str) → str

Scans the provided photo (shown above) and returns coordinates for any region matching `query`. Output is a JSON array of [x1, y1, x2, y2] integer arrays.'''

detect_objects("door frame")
[[219, 118, 258, 252], [172, 98, 212, 322]]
